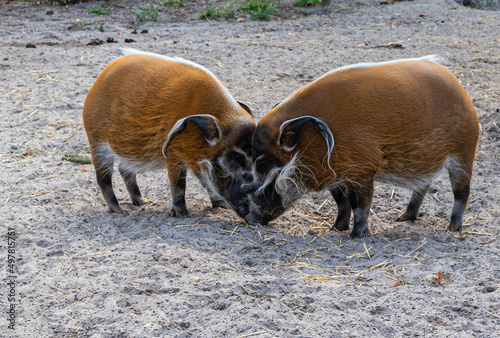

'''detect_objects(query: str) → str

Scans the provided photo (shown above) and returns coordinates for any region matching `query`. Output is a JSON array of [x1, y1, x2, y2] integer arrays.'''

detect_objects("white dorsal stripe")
[[119, 48, 240, 111], [323, 55, 445, 77], [278, 55, 445, 107]]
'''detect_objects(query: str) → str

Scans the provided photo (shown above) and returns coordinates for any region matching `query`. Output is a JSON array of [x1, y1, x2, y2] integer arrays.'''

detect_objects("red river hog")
[[242, 56, 480, 238], [83, 49, 255, 218]]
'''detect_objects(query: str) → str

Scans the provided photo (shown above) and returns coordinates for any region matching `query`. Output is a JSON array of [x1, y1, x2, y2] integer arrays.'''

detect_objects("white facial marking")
[[197, 159, 224, 201]]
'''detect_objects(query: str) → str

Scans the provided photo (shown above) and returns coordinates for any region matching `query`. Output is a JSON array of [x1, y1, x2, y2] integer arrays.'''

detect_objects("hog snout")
[[244, 210, 269, 227]]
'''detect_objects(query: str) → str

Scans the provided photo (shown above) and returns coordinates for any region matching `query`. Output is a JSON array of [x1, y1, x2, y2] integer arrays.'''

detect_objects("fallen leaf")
[[82, 165, 87, 172], [434, 271, 452, 286], [419, 13, 425, 17], [393, 279, 409, 287], [237, 18, 245, 22], [191, 276, 201, 281]]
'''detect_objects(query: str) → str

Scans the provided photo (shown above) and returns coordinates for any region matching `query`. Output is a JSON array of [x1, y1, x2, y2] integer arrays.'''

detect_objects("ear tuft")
[[278, 116, 334, 158], [162, 114, 221, 158]]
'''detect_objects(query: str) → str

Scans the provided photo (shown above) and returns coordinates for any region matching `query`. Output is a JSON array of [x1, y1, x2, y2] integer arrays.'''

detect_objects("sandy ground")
[[1, 0, 499, 336]]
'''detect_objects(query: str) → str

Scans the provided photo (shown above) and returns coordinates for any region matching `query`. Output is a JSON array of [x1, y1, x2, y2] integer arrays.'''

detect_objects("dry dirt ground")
[[0, 0, 499, 336]]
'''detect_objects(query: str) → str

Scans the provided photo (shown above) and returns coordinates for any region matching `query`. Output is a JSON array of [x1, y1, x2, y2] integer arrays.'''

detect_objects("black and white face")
[[240, 115, 335, 226], [198, 131, 255, 219], [241, 151, 309, 226], [213, 147, 254, 218], [162, 104, 257, 219], [241, 152, 286, 226]]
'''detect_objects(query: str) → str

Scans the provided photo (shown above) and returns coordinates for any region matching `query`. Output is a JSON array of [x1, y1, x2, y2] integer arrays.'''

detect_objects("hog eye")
[[242, 172, 253, 183]]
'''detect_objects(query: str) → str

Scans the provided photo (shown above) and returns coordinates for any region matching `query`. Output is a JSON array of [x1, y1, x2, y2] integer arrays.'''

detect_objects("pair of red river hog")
[[82, 48, 480, 238]]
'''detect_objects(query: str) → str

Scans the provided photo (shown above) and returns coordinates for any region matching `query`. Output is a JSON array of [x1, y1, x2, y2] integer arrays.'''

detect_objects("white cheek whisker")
[[197, 159, 224, 201], [274, 153, 309, 209], [255, 167, 281, 196]]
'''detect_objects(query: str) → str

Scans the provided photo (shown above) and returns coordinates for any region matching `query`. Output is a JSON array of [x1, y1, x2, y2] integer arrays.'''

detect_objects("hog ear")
[[278, 116, 334, 154], [237, 101, 252, 116], [162, 114, 221, 158]]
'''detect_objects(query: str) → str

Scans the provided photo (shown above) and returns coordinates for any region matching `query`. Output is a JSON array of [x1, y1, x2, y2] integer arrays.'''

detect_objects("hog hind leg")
[[92, 143, 128, 214], [447, 155, 474, 232], [118, 162, 149, 207]]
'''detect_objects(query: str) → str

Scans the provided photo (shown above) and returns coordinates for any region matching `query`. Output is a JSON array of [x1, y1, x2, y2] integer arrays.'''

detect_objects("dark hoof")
[[246, 219, 262, 226], [447, 222, 462, 232], [350, 228, 369, 239], [170, 208, 190, 218], [332, 221, 350, 232], [395, 213, 417, 222], [244, 214, 268, 227], [132, 197, 151, 206], [108, 207, 129, 214]]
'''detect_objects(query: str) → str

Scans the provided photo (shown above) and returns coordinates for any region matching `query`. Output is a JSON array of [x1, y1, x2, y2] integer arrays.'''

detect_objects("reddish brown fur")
[[258, 60, 479, 191], [84, 54, 252, 169], [83, 52, 254, 214]]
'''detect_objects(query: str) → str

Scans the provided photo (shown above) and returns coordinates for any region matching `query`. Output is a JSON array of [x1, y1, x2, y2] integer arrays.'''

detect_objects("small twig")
[[32, 174, 67, 181], [363, 242, 371, 259], [399, 238, 428, 258], [81, 251, 112, 257], [201, 13, 214, 26], [463, 231, 494, 236], [19, 191, 50, 199], [316, 235, 332, 244], [24, 109, 40, 120], [346, 244, 372, 260], [226, 261, 240, 271], [480, 306, 500, 319], [432, 194, 441, 203], [369, 260, 391, 270], [316, 198, 329, 212], [0, 89, 18, 98], [293, 247, 326, 261], [63, 132, 78, 143], [23, 70, 59, 75], [238, 330, 267, 338]]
